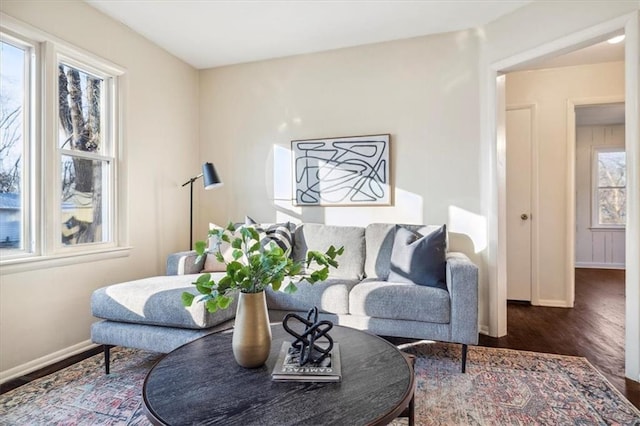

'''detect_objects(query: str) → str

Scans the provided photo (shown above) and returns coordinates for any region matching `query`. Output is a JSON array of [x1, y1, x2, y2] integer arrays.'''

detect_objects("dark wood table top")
[[143, 324, 414, 426]]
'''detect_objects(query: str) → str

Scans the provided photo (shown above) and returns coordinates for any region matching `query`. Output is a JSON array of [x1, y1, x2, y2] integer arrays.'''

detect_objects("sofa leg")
[[104, 345, 113, 375], [461, 344, 468, 373]]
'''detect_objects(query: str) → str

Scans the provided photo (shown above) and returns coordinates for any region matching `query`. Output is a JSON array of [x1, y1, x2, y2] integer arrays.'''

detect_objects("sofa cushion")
[[91, 274, 237, 329], [292, 223, 365, 280], [388, 225, 447, 289], [265, 278, 359, 315], [364, 223, 441, 279], [349, 279, 450, 324]]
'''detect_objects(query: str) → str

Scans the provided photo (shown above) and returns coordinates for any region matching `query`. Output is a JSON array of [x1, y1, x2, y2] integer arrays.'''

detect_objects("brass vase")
[[232, 291, 272, 368]]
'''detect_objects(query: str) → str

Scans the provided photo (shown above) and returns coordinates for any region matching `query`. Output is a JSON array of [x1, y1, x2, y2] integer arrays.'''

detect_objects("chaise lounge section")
[[91, 222, 479, 373]]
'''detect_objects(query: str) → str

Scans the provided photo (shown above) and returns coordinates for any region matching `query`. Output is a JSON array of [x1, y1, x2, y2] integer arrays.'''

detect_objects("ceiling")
[[85, 0, 533, 69], [509, 37, 625, 72], [83, 0, 627, 127], [576, 103, 625, 126]]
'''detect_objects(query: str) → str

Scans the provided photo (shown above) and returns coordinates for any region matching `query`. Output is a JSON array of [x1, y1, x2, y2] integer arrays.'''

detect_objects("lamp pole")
[[182, 163, 222, 251], [182, 173, 203, 250]]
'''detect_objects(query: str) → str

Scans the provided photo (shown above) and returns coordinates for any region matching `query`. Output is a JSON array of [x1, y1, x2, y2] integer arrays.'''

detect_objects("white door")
[[506, 107, 533, 301]]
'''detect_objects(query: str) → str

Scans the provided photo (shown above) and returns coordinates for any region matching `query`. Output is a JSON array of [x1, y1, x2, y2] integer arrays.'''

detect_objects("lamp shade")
[[202, 162, 223, 190]]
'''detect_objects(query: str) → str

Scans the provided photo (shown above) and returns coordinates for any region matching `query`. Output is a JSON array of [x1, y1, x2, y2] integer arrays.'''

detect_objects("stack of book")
[[271, 342, 342, 382]]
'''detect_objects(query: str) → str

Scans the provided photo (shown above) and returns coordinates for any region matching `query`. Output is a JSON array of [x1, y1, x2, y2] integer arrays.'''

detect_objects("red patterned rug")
[[394, 342, 640, 425], [1, 343, 638, 425]]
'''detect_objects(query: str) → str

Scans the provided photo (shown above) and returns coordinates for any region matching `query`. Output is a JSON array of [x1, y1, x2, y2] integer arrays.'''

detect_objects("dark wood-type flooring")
[[479, 268, 639, 409], [2, 268, 639, 411]]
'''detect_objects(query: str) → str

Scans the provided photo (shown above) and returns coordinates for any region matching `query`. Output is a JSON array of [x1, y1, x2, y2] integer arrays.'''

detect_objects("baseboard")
[[0, 340, 99, 384], [575, 262, 625, 270], [479, 324, 490, 336], [536, 299, 572, 308]]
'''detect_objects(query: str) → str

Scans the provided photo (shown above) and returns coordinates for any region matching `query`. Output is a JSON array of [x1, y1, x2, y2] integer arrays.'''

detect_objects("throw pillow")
[[387, 225, 447, 289], [202, 223, 234, 272], [244, 216, 293, 255]]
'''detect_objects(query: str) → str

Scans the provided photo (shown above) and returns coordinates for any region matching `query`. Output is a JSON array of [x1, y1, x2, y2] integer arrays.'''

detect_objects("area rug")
[[1, 343, 638, 425]]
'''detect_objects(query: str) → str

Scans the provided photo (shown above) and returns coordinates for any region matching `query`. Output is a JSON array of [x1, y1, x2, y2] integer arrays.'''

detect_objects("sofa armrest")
[[446, 252, 479, 345], [166, 251, 205, 275]]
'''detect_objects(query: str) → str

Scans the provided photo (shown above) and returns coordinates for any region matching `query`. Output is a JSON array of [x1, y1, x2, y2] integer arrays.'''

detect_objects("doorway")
[[504, 39, 626, 308], [491, 13, 640, 382], [574, 103, 626, 272]]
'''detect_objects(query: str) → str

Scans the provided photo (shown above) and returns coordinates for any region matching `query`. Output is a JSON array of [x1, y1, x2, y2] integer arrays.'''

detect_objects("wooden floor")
[[479, 268, 639, 409]]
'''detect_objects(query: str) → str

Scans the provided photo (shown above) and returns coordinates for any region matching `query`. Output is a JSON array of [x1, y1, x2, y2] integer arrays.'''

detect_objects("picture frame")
[[292, 134, 391, 206]]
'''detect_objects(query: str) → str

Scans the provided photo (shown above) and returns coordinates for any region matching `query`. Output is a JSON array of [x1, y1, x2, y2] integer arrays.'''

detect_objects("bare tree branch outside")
[[58, 63, 105, 245], [0, 40, 25, 248], [596, 151, 626, 226]]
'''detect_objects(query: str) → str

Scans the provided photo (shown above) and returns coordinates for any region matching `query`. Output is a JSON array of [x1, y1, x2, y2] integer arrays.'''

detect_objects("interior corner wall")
[[506, 62, 625, 303], [198, 31, 489, 329], [0, 0, 199, 378]]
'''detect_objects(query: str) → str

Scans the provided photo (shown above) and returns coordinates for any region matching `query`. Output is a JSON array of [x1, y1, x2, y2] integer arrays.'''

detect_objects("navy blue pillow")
[[387, 225, 447, 289]]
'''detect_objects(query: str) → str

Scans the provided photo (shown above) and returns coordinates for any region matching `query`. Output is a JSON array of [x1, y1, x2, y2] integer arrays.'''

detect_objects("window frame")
[[54, 53, 118, 253], [0, 29, 38, 259], [0, 14, 129, 272], [591, 145, 626, 229]]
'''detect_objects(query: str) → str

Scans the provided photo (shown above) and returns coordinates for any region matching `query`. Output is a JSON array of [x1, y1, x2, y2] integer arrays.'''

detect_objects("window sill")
[[0, 246, 132, 275], [589, 226, 626, 232]]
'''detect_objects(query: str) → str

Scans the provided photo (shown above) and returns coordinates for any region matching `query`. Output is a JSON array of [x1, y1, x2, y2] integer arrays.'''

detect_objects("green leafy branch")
[[182, 223, 343, 313]]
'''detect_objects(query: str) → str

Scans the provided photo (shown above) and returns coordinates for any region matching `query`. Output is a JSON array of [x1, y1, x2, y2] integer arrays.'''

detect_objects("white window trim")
[[0, 13, 130, 273], [52, 50, 120, 255], [591, 145, 626, 230]]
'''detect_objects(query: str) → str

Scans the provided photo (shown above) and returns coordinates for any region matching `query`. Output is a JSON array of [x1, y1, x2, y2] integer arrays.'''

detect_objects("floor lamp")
[[182, 162, 223, 250]]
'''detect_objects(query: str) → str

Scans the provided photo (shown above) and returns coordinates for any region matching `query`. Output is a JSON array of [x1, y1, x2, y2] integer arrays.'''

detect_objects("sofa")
[[91, 222, 479, 373]]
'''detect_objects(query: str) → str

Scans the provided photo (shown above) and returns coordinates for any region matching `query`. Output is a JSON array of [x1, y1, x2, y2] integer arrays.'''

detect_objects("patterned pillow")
[[245, 216, 293, 255]]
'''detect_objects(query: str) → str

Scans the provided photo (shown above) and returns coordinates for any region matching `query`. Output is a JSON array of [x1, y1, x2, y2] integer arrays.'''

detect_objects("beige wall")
[[198, 30, 488, 327], [505, 62, 625, 303], [0, 0, 199, 377]]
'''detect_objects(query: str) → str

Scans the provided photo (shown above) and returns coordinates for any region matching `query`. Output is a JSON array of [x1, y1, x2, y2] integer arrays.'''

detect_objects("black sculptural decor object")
[[282, 307, 334, 366]]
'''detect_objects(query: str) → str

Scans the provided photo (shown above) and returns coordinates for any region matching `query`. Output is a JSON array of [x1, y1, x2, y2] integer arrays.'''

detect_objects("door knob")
[[520, 213, 529, 220]]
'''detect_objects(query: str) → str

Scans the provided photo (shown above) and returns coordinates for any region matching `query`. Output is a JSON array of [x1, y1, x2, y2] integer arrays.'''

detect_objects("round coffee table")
[[143, 324, 414, 425]]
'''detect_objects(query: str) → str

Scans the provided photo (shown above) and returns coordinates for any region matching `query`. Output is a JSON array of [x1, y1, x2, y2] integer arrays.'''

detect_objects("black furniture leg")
[[104, 345, 113, 375], [400, 353, 415, 425], [461, 344, 468, 373], [408, 389, 415, 426]]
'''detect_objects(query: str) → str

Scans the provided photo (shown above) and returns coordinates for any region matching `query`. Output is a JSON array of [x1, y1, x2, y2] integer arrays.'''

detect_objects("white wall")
[[575, 125, 626, 268], [198, 31, 489, 329], [505, 62, 625, 304], [0, 0, 199, 379]]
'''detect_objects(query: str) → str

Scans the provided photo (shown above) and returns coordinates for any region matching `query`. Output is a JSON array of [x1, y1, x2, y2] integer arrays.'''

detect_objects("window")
[[1, 17, 126, 268], [593, 147, 626, 228], [58, 60, 114, 246], [0, 33, 33, 254]]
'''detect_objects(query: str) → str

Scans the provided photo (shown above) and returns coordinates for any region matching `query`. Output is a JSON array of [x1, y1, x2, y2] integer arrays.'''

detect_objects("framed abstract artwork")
[[292, 134, 391, 206]]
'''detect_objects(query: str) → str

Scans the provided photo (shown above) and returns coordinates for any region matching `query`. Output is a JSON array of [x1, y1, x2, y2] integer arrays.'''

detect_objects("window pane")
[[61, 155, 108, 245], [58, 63, 104, 152], [598, 188, 626, 225], [597, 151, 625, 187], [0, 40, 26, 250]]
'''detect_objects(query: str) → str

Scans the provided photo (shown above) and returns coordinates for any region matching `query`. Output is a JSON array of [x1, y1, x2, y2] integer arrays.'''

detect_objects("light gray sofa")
[[91, 222, 478, 373]]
